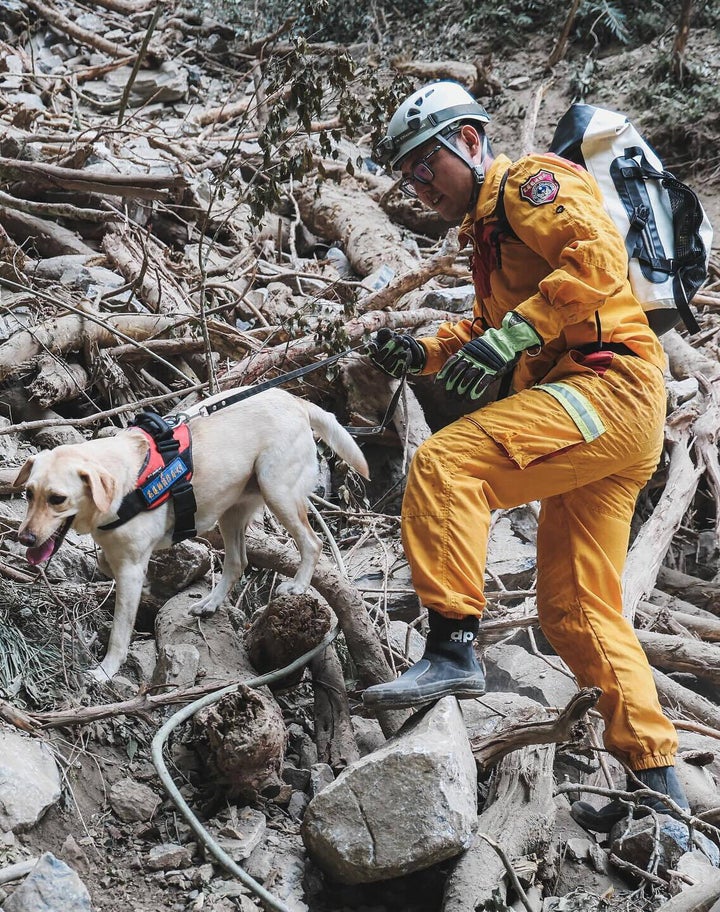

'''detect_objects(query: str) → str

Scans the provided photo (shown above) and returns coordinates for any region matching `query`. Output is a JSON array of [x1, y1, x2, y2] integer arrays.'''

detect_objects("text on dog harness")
[[99, 411, 196, 542]]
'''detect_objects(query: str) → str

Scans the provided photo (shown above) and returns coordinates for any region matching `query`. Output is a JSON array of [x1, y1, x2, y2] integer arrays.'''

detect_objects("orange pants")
[[401, 352, 676, 770]]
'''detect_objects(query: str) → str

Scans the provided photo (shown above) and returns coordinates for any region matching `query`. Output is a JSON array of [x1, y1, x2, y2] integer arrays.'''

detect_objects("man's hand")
[[437, 312, 542, 401], [368, 329, 426, 379]]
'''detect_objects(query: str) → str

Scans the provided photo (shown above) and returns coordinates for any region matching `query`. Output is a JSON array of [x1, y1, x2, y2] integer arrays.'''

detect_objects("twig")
[[117, 1, 165, 127], [474, 831, 534, 912], [608, 852, 669, 887]]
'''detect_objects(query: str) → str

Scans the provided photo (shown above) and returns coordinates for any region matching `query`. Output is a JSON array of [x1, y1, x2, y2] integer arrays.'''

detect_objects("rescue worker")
[[363, 81, 689, 831]]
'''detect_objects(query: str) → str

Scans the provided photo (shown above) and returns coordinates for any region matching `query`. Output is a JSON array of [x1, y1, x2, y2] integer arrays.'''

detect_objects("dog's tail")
[[305, 402, 370, 479]]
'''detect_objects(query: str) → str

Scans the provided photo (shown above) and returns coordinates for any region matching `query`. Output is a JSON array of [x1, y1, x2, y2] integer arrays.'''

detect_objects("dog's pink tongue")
[[26, 540, 54, 565]]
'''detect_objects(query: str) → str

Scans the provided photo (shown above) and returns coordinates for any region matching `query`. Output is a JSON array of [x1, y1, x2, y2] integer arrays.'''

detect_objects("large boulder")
[[0, 726, 61, 832], [301, 697, 477, 884]]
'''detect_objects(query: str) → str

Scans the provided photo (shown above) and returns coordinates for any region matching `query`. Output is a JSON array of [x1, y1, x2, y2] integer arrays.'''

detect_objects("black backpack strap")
[[494, 169, 514, 236], [613, 148, 703, 334]]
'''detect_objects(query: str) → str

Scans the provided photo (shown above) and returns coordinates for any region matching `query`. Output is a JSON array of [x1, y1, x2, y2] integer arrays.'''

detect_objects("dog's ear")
[[79, 466, 117, 514], [14, 456, 36, 488]]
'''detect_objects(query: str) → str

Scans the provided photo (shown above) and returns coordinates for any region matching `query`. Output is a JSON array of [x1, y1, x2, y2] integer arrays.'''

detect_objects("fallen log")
[[652, 870, 720, 912], [638, 629, 720, 686], [653, 668, 720, 731], [0, 312, 177, 381], [641, 599, 720, 642], [21, 0, 155, 59], [0, 156, 183, 200], [469, 687, 601, 771], [0, 206, 96, 257], [623, 406, 704, 622], [103, 228, 193, 314], [295, 176, 420, 278], [656, 567, 720, 615]]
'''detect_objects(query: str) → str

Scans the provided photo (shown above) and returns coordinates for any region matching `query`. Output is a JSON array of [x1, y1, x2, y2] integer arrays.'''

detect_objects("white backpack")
[[548, 104, 713, 335]]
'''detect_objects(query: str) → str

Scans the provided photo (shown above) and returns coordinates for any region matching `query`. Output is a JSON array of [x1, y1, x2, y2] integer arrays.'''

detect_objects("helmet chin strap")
[[466, 134, 488, 210], [437, 130, 487, 211]]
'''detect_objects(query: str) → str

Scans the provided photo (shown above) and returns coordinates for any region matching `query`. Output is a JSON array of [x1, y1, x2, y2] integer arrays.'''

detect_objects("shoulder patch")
[[519, 169, 560, 206]]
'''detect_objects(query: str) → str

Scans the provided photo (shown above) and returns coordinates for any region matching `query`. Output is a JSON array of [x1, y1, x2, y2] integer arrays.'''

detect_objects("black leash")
[[191, 344, 407, 437]]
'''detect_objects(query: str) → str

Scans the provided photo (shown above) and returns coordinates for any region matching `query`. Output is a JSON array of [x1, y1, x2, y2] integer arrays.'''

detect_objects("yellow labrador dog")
[[15, 388, 369, 680]]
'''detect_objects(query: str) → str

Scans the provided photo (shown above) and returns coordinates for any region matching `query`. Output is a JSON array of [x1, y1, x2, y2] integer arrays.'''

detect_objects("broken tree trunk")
[[311, 645, 360, 771], [244, 594, 333, 690], [442, 745, 556, 911], [245, 529, 408, 737], [295, 177, 419, 278], [192, 684, 286, 803]]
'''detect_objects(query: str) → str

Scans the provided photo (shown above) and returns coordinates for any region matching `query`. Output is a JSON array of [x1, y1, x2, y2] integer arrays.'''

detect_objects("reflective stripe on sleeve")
[[535, 382, 606, 442]]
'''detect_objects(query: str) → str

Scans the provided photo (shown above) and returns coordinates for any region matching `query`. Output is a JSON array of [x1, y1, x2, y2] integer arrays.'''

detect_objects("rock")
[[0, 416, 19, 462], [108, 777, 160, 823], [287, 791, 309, 821], [611, 814, 720, 873], [209, 807, 266, 862], [283, 763, 311, 792], [486, 514, 537, 588], [243, 832, 308, 912], [3, 853, 92, 912], [421, 285, 475, 313], [350, 716, 386, 757], [146, 842, 193, 871], [146, 540, 211, 596], [387, 620, 425, 663], [155, 586, 256, 685], [0, 727, 61, 832], [59, 835, 90, 874], [301, 697, 477, 884], [549, 798, 625, 898], [460, 690, 543, 737], [126, 638, 158, 683], [151, 643, 200, 689], [106, 61, 189, 105], [508, 75, 531, 90], [309, 763, 334, 797], [483, 643, 577, 708]]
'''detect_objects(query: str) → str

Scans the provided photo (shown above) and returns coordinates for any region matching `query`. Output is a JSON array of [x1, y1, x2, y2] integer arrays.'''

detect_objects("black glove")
[[368, 329, 426, 379]]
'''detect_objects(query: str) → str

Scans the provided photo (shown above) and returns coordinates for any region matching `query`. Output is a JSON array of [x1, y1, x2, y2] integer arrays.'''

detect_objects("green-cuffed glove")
[[368, 329, 426, 379], [437, 312, 542, 401]]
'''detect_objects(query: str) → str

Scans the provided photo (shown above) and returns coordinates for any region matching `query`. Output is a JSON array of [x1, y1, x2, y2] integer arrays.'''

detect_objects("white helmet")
[[374, 81, 490, 169]]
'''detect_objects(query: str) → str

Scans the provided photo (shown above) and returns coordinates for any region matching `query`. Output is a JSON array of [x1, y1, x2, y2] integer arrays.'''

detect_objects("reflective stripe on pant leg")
[[537, 481, 677, 769]]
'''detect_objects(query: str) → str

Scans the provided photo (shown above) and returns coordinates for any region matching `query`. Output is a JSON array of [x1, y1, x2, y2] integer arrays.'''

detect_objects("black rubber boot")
[[362, 611, 485, 710], [571, 765, 690, 833]]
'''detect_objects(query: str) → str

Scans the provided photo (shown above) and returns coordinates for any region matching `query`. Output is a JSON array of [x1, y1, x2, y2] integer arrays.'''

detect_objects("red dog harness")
[[99, 412, 196, 542]]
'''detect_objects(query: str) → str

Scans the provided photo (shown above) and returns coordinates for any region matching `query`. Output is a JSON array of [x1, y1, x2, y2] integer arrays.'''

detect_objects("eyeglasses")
[[398, 145, 443, 198]]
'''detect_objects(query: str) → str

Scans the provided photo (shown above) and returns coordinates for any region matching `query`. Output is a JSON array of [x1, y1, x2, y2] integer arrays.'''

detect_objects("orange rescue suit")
[[403, 152, 677, 770]]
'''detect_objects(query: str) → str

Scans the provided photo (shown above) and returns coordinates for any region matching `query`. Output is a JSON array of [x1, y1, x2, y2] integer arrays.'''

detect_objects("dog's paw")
[[88, 664, 116, 683], [275, 580, 308, 596], [189, 599, 220, 618]]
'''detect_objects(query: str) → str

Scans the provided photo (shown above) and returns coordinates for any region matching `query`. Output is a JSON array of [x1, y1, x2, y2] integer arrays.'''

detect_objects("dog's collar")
[[98, 419, 195, 541]]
